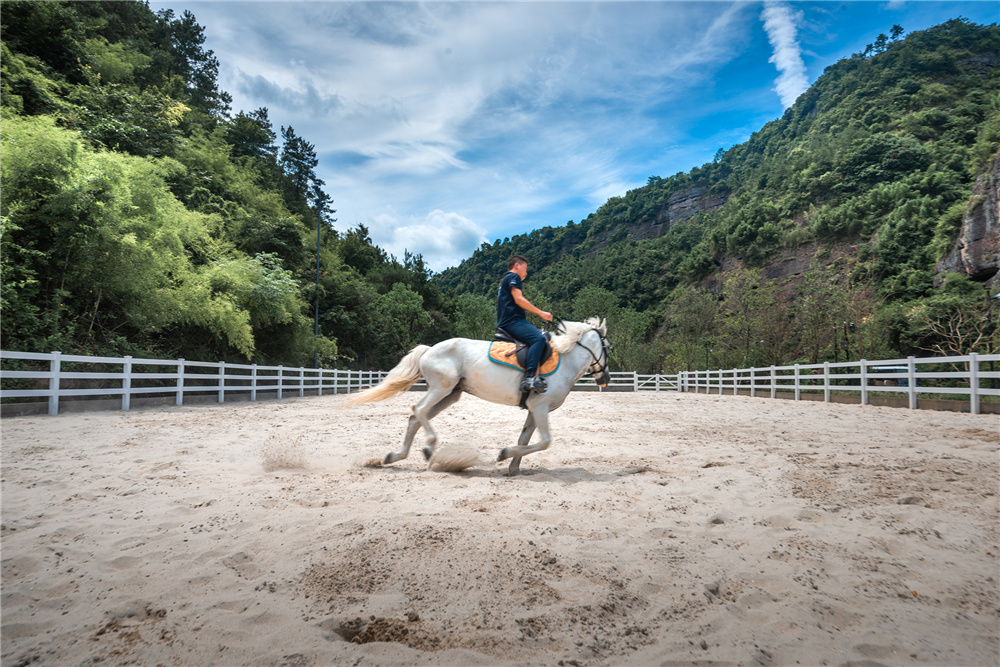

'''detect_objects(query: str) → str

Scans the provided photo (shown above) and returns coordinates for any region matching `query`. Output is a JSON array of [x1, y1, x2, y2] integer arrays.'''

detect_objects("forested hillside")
[[436, 18, 1000, 372], [1, 0, 454, 369], [2, 6, 998, 373]]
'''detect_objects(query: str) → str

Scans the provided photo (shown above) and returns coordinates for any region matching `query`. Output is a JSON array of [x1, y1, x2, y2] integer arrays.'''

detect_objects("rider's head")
[[508, 255, 528, 279]]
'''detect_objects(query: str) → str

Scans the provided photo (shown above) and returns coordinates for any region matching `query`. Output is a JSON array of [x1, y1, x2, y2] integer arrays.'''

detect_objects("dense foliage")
[[2, 5, 998, 373], [1, 0, 450, 368], [436, 18, 1000, 372]]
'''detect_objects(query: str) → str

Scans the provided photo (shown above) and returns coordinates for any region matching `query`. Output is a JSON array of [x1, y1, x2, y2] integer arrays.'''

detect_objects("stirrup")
[[520, 374, 546, 394]]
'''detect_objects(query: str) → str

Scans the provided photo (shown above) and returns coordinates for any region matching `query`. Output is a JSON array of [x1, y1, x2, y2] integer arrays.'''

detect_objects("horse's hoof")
[[422, 446, 433, 461], [384, 452, 401, 465], [497, 447, 510, 462]]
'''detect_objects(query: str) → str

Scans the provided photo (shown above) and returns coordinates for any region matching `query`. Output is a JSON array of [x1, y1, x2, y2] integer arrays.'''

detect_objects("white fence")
[[0, 351, 679, 416], [678, 354, 1000, 415], [576, 371, 678, 392], [0, 351, 387, 416], [2, 350, 995, 416]]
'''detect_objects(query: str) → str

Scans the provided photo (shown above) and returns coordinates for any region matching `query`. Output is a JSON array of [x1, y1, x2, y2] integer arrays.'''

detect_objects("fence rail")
[[0, 351, 394, 416], [678, 354, 1000, 415], [2, 350, 995, 416]]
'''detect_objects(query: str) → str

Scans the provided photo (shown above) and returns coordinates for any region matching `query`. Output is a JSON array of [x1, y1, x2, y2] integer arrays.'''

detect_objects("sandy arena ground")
[[1, 391, 998, 666]]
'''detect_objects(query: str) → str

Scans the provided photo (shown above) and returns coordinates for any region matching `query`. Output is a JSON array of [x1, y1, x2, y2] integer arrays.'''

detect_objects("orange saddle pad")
[[488, 341, 560, 376]]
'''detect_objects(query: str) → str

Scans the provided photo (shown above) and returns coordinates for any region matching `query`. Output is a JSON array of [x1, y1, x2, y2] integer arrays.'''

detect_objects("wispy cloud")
[[760, 0, 810, 108]]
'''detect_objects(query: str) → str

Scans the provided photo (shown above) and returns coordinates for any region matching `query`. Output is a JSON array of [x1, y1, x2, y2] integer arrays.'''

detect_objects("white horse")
[[343, 317, 610, 475]]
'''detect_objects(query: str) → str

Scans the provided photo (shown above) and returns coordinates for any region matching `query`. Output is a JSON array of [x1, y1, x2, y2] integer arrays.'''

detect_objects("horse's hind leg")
[[499, 412, 536, 476], [383, 384, 459, 465], [421, 387, 463, 460], [384, 408, 422, 465]]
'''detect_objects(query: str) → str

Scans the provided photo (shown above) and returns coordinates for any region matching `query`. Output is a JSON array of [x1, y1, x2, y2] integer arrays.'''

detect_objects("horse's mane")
[[551, 317, 605, 354]]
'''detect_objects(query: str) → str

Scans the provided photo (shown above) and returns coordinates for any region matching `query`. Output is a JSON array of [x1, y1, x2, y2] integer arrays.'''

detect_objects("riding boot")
[[521, 373, 547, 394]]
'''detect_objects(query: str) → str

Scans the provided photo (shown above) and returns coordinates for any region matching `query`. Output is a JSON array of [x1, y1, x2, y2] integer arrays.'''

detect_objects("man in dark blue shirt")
[[497, 255, 553, 393]]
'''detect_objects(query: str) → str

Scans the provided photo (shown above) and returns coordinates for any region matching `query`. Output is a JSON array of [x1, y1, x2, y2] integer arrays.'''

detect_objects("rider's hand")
[[540, 311, 553, 322]]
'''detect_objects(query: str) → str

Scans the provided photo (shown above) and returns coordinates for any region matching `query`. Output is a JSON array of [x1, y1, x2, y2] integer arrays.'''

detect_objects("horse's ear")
[[600, 317, 607, 334]]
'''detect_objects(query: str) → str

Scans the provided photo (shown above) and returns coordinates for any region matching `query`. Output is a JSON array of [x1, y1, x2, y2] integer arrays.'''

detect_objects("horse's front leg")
[[498, 409, 550, 475], [500, 413, 535, 476]]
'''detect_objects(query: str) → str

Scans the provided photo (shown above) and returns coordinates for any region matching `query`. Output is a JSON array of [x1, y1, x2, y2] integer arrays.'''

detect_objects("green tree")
[[717, 267, 774, 368], [454, 293, 494, 340], [372, 283, 433, 365], [905, 273, 999, 356], [662, 285, 718, 372], [280, 125, 319, 202], [227, 107, 278, 161], [155, 8, 230, 117], [794, 258, 842, 363]]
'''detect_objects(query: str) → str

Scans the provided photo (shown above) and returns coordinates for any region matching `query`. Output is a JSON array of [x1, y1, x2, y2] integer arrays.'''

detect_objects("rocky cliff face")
[[936, 153, 1000, 287], [659, 186, 727, 229], [622, 186, 728, 243]]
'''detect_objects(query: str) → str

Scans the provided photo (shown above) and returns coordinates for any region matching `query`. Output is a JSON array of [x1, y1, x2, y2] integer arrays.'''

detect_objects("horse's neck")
[[563, 331, 598, 378]]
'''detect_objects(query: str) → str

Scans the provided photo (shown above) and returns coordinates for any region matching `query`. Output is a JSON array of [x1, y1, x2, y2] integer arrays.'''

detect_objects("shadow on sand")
[[366, 462, 643, 484]]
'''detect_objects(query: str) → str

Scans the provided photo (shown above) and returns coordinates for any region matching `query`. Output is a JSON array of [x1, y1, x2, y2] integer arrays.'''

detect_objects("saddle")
[[488, 328, 559, 377]]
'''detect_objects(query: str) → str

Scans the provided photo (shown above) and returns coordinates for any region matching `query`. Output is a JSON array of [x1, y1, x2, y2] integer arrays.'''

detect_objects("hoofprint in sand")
[[1, 392, 997, 666]]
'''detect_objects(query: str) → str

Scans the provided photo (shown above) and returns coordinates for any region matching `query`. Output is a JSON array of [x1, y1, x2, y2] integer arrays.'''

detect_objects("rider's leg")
[[502, 319, 547, 392]]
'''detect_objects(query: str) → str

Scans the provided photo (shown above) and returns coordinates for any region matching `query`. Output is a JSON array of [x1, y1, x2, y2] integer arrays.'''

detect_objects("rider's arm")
[[511, 288, 553, 322]]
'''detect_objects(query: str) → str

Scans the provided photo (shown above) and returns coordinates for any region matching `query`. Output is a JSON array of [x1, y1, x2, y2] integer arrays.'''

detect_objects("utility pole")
[[314, 212, 320, 369]]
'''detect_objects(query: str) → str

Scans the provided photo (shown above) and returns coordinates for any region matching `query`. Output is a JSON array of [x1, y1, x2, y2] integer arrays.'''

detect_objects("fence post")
[[794, 364, 801, 401], [122, 356, 133, 411], [907, 356, 917, 410], [48, 351, 61, 416], [176, 359, 185, 406], [634, 372, 639, 392], [770, 365, 776, 399], [277, 366, 284, 399], [317, 368, 323, 397], [860, 360, 869, 406], [749, 368, 756, 398], [299, 367, 305, 397], [969, 353, 980, 415], [823, 362, 831, 403], [218, 361, 226, 403], [251, 364, 257, 401]]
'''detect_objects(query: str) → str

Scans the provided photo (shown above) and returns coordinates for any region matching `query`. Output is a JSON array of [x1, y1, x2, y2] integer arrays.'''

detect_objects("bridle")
[[577, 328, 611, 381], [548, 317, 610, 382]]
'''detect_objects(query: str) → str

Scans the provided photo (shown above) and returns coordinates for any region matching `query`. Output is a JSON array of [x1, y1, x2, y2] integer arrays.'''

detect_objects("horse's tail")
[[341, 344, 431, 406]]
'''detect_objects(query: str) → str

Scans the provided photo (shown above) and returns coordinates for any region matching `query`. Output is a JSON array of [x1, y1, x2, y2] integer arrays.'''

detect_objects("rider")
[[497, 255, 553, 393]]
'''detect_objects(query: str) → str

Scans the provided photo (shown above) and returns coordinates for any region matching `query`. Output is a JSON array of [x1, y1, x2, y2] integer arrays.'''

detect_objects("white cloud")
[[155, 1, 761, 266], [369, 209, 488, 272], [760, 0, 810, 108]]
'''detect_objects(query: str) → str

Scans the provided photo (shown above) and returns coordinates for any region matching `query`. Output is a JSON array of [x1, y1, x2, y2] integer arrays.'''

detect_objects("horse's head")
[[583, 318, 611, 388]]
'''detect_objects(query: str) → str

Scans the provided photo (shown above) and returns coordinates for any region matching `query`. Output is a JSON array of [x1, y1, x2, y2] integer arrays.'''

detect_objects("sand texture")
[[2, 391, 998, 666]]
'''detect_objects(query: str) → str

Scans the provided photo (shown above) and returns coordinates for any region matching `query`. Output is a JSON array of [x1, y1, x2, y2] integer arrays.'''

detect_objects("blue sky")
[[151, 1, 998, 271]]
